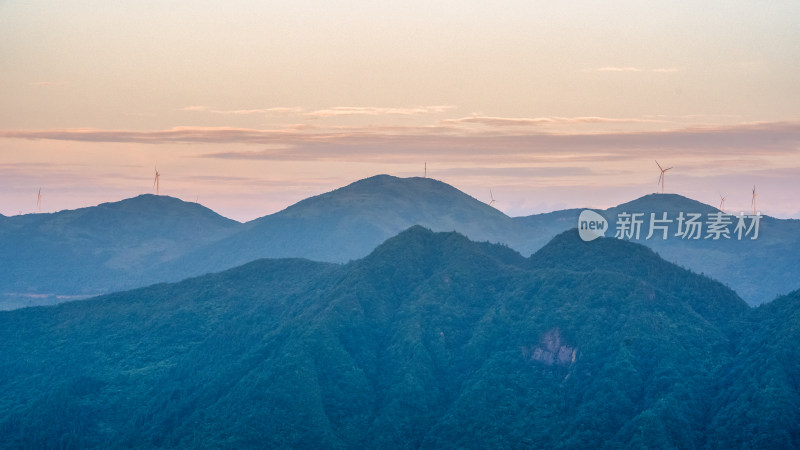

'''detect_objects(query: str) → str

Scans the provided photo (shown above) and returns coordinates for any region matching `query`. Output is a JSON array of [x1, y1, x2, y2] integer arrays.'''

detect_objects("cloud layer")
[[180, 105, 454, 118], [592, 67, 684, 73], [3, 121, 798, 163]]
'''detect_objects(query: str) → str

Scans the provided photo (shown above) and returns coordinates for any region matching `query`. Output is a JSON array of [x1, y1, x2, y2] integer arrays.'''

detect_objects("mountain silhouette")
[[591, 194, 800, 305], [0, 194, 239, 308], [514, 192, 800, 305], [163, 175, 534, 278], [1, 177, 798, 308], [3, 227, 785, 448]]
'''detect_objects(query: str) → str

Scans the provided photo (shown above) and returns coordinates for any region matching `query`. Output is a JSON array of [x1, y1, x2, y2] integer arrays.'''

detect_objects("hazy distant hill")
[[0, 195, 240, 308], [512, 193, 800, 305], [594, 193, 800, 305], [513, 208, 584, 249], [3, 227, 779, 448], [1, 176, 798, 308], [163, 175, 536, 279]]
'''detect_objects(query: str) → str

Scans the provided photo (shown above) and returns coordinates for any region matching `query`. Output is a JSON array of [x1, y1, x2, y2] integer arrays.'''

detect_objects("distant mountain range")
[[161, 175, 537, 281], [1, 175, 798, 307], [600, 193, 800, 305], [0, 195, 239, 308], [3, 227, 796, 448]]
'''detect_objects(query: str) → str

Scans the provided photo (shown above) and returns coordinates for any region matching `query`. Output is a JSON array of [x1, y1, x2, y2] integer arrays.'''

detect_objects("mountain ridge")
[[1, 176, 798, 308], [0, 193, 241, 308], [0, 226, 782, 448]]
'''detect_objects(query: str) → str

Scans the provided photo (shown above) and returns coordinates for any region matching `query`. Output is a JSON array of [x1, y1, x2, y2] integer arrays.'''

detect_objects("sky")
[[1, 1, 799, 221]]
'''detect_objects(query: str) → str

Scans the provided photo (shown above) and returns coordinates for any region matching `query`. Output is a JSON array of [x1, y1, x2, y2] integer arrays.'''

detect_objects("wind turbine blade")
[[655, 160, 663, 171], [658, 173, 663, 185], [665, 167, 673, 171]]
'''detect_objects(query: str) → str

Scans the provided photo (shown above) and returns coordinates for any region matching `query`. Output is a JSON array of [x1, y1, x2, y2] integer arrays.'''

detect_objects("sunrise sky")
[[1, 1, 799, 221]]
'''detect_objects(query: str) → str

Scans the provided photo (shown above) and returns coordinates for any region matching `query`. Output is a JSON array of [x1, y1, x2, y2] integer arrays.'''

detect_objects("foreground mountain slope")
[[0, 227, 767, 448], [706, 289, 800, 448], [530, 229, 750, 329], [0, 195, 240, 308]]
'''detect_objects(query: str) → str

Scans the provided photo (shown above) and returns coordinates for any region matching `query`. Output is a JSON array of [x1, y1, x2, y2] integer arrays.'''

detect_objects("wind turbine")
[[37, 188, 42, 213], [424, 162, 427, 178], [751, 185, 758, 215], [153, 167, 161, 195], [719, 193, 727, 213], [655, 160, 672, 194], [489, 189, 496, 207]]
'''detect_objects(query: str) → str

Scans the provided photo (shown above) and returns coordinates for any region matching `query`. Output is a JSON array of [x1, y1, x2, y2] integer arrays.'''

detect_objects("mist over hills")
[[596, 193, 800, 305], [0, 195, 239, 308], [6, 227, 794, 448], [163, 175, 536, 279], [1, 175, 798, 308]]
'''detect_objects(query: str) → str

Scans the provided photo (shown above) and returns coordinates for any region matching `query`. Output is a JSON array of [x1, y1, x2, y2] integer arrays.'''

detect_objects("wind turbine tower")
[[424, 162, 427, 178], [37, 188, 42, 213], [655, 160, 672, 194], [751, 186, 758, 215], [153, 167, 161, 195]]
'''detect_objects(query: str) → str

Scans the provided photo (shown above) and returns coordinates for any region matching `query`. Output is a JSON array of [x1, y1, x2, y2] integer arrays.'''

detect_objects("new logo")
[[578, 210, 608, 242]]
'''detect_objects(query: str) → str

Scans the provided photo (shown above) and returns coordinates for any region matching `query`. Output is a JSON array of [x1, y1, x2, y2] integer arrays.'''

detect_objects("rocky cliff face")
[[524, 327, 576, 366]]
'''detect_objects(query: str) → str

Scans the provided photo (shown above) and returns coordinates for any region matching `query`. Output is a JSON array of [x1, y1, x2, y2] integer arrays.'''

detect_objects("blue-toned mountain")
[[1, 227, 768, 448]]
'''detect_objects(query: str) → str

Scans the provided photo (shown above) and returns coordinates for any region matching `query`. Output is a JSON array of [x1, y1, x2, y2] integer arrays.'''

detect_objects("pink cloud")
[[180, 105, 211, 112], [591, 67, 684, 73], [181, 106, 304, 115], [305, 106, 454, 118], [29, 81, 68, 87], [595, 67, 643, 72], [441, 116, 666, 127], [2, 122, 799, 164]]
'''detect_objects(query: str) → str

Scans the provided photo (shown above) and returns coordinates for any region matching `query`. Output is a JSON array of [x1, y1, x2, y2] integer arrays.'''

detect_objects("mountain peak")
[[360, 225, 526, 272], [102, 193, 199, 209], [612, 193, 718, 214], [78, 194, 238, 224], [321, 174, 474, 203], [531, 229, 749, 323]]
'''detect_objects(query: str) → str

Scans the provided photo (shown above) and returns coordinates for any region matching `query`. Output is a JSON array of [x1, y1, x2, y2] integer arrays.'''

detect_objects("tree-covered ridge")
[[2, 176, 799, 310], [706, 289, 800, 448], [2, 227, 793, 448]]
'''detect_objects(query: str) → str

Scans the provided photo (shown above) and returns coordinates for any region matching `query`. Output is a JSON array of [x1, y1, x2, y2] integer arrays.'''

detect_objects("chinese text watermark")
[[579, 211, 761, 242]]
